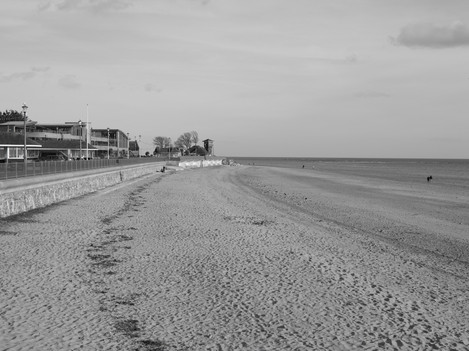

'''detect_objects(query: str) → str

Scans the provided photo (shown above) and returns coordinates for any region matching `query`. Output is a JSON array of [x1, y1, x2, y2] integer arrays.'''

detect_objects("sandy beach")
[[1, 165, 468, 350]]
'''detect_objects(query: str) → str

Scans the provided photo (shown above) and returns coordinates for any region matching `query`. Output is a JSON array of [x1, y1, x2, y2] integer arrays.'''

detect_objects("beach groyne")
[[0, 162, 165, 218]]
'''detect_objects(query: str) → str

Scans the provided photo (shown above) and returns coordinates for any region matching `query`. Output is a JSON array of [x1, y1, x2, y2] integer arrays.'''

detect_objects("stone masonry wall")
[[0, 163, 164, 218], [178, 156, 226, 169]]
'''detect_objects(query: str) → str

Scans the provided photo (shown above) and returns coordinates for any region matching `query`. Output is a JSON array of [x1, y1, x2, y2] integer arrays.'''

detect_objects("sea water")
[[232, 157, 469, 189]]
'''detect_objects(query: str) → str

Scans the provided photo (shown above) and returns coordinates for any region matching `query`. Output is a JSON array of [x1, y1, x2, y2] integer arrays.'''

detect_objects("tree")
[[191, 131, 199, 145], [0, 110, 24, 123], [153, 136, 171, 149], [175, 132, 193, 152]]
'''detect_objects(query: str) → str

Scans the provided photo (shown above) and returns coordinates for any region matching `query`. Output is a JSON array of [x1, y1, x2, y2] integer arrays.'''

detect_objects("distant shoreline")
[[232, 156, 469, 161]]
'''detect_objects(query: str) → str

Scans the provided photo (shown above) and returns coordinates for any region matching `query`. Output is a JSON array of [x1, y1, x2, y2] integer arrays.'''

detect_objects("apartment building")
[[0, 120, 135, 161]]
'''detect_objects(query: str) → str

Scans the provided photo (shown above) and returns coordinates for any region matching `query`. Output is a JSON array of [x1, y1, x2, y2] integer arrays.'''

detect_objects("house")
[[1, 120, 133, 160], [203, 139, 214, 156], [37, 139, 97, 160], [129, 140, 140, 157], [91, 128, 131, 158], [187, 145, 207, 156], [0, 132, 42, 163], [154, 147, 182, 158], [0, 120, 37, 134], [27, 122, 83, 142]]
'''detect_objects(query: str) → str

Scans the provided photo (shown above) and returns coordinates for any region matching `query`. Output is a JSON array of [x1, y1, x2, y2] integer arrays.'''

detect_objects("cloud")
[[0, 72, 36, 82], [58, 75, 81, 89], [354, 91, 390, 98], [39, 0, 132, 13], [345, 53, 358, 63], [391, 21, 469, 48], [38, 1, 52, 11], [32, 66, 51, 73], [0, 67, 50, 83], [144, 83, 162, 93], [306, 53, 358, 65]]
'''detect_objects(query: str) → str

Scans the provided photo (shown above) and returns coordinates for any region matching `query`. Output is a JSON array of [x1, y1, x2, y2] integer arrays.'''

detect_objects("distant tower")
[[203, 139, 214, 156]]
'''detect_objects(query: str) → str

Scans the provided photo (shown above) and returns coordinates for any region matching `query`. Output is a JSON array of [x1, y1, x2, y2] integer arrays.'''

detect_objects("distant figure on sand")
[[427, 175, 432, 182], [302, 165, 305, 169]]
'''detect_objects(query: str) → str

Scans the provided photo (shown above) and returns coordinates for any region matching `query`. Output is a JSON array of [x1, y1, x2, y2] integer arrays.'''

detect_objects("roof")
[[0, 121, 37, 127], [92, 128, 125, 133], [129, 140, 139, 150], [34, 123, 76, 128], [188, 145, 207, 155], [38, 139, 96, 150], [0, 132, 42, 147]]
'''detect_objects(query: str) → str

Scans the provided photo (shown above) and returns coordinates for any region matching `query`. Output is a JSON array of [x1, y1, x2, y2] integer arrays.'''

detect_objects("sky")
[[1, 0, 469, 158]]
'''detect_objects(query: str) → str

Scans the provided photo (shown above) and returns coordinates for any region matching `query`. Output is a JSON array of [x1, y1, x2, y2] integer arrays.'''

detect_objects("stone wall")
[[0, 162, 165, 218], [178, 156, 226, 169]]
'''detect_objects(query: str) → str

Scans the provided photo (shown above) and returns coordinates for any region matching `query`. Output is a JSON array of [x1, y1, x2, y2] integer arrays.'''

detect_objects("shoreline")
[[1, 165, 468, 350]]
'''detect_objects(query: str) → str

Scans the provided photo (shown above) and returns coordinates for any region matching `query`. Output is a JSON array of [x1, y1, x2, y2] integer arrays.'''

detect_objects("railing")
[[0, 158, 164, 181]]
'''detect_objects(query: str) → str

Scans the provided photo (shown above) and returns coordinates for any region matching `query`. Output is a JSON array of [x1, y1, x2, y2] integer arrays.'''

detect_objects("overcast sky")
[[1, 0, 468, 158]]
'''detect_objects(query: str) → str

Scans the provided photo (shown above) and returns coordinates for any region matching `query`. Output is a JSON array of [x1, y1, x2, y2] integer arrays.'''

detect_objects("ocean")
[[231, 157, 469, 189]]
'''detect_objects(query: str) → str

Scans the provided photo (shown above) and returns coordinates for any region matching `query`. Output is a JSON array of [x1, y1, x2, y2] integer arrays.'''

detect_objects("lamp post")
[[78, 120, 82, 160], [117, 131, 119, 159], [107, 128, 110, 159], [127, 133, 130, 159], [90, 128, 93, 158], [168, 138, 171, 160], [86, 104, 89, 160], [22, 103, 28, 166], [85, 124, 88, 160]]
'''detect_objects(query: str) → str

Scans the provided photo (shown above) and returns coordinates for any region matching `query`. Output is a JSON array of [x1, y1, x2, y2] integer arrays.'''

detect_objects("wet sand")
[[1, 165, 468, 350]]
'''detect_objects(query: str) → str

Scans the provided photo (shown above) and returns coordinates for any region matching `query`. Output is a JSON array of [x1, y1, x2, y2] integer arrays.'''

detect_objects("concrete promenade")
[[0, 161, 166, 218]]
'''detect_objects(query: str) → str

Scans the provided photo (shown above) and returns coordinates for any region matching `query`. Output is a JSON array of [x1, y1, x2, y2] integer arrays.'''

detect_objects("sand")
[[1, 165, 468, 350]]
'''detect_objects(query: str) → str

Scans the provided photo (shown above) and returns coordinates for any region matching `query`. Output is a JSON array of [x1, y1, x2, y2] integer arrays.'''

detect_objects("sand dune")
[[1, 165, 468, 350]]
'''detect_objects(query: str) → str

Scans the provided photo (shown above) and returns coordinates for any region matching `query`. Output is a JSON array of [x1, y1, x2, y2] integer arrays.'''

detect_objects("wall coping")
[[0, 162, 166, 192]]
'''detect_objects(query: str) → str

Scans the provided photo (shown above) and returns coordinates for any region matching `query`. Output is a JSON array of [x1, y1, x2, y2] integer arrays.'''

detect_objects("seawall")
[[176, 156, 227, 169], [0, 162, 166, 218]]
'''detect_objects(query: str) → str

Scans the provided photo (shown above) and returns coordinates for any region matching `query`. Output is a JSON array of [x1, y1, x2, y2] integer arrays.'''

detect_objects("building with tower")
[[203, 139, 214, 156]]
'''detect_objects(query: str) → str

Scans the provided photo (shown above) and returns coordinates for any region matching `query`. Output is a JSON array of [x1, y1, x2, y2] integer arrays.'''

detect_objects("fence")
[[0, 158, 163, 181]]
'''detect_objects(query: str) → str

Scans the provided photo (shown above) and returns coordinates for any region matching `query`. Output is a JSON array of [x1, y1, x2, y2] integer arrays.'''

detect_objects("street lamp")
[[86, 104, 89, 160], [22, 103, 28, 165], [127, 133, 130, 159], [168, 138, 171, 160], [78, 120, 82, 160], [107, 128, 110, 159]]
